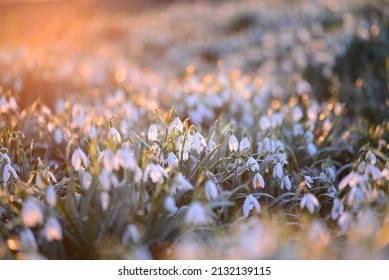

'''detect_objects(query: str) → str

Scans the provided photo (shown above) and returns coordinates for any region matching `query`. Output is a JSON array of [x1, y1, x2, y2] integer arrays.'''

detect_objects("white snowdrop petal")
[[228, 135, 239, 152]]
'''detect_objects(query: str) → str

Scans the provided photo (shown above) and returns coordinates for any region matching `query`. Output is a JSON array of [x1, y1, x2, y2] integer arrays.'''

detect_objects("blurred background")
[[0, 0, 388, 122]]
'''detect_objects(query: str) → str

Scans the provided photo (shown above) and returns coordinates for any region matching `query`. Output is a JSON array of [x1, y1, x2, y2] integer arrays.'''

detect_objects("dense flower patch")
[[0, 0, 388, 259]]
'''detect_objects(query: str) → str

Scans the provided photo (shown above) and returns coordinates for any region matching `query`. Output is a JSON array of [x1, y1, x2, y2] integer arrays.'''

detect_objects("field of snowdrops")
[[0, 0, 388, 259]]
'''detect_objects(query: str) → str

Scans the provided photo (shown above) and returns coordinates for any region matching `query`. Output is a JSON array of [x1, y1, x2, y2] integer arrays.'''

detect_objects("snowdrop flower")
[[253, 173, 265, 189], [293, 123, 304, 136], [192, 132, 207, 154], [42, 216, 62, 242], [117, 148, 137, 170], [100, 191, 110, 211], [149, 143, 162, 162], [122, 224, 141, 246], [291, 106, 303, 121], [243, 195, 261, 218], [331, 198, 344, 220], [239, 137, 251, 152], [327, 167, 336, 182], [366, 151, 377, 164], [143, 163, 166, 184], [148, 123, 158, 142], [261, 137, 284, 154], [304, 131, 314, 143], [246, 157, 259, 172], [168, 117, 184, 134], [304, 176, 314, 188], [79, 169, 92, 190], [365, 163, 382, 180], [307, 142, 317, 156], [87, 124, 98, 139], [185, 202, 209, 225], [273, 163, 283, 179], [134, 166, 142, 184], [0, 95, 18, 113], [296, 79, 312, 95], [167, 152, 179, 167], [53, 128, 62, 144], [270, 112, 284, 128], [9, 96, 18, 111], [228, 134, 239, 152], [45, 185, 56, 207], [204, 180, 218, 201], [2, 161, 18, 185], [108, 127, 122, 145], [20, 228, 38, 251], [71, 103, 85, 129], [170, 173, 193, 195], [357, 161, 366, 173], [99, 168, 119, 191], [300, 193, 319, 214], [164, 196, 178, 213], [338, 171, 367, 191], [22, 198, 44, 228], [42, 168, 57, 184], [280, 175, 292, 190], [175, 135, 184, 153], [347, 186, 365, 209], [71, 148, 89, 171], [259, 115, 271, 131], [175, 135, 190, 161]]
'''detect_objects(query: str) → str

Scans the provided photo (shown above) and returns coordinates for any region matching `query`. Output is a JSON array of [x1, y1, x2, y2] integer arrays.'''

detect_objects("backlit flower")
[[148, 124, 158, 142], [168, 117, 184, 134], [366, 151, 377, 164], [42, 216, 62, 242], [228, 134, 239, 152], [108, 127, 122, 145], [253, 173, 265, 189], [2, 162, 18, 185], [71, 148, 89, 171], [22, 198, 44, 228], [185, 202, 209, 225], [192, 132, 207, 154]]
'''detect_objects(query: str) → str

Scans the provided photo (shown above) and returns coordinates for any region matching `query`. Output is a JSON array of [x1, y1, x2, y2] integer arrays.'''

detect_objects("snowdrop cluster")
[[0, 0, 388, 260]]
